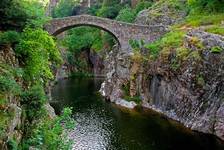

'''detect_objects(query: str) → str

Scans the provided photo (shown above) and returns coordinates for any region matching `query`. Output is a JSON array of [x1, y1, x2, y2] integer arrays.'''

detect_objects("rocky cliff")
[[0, 46, 22, 149], [0, 45, 56, 149], [100, 0, 224, 140]]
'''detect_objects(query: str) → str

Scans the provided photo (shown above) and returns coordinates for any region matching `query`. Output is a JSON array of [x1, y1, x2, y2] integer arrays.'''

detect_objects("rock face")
[[0, 45, 57, 148], [0, 46, 22, 149], [135, 0, 187, 26], [100, 29, 224, 140], [144, 30, 224, 140], [100, 1, 224, 141]]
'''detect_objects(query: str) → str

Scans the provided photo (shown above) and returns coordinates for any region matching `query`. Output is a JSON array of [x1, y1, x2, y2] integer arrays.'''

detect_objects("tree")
[[52, 0, 79, 18], [116, 7, 136, 23], [188, 0, 224, 13], [0, 0, 47, 30]]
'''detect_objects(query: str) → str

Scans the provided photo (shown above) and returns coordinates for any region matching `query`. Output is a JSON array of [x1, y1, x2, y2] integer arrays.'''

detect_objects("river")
[[50, 77, 224, 150]]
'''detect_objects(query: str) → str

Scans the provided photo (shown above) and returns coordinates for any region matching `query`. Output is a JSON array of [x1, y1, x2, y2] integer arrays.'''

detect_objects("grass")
[[205, 26, 224, 36], [0, 111, 10, 139], [145, 30, 186, 58], [210, 46, 223, 53], [184, 14, 224, 27]]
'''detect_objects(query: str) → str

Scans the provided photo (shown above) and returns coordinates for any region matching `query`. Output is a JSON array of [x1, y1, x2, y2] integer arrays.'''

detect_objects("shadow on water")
[[50, 77, 224, 150]]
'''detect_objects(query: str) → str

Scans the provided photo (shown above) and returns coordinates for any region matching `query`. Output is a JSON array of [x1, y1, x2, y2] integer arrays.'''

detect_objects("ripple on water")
[[51, 78, 224, 150]]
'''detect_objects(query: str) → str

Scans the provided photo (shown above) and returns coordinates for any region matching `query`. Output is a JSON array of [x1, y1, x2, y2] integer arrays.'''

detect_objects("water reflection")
[[51, 78, 224, 150]]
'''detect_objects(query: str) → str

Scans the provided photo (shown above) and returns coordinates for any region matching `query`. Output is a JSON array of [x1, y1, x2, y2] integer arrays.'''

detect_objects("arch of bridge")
[[44, 15, 167, 51]]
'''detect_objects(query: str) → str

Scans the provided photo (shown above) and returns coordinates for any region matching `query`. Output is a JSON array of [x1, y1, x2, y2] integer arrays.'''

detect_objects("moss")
[[188, 51, 202, 61], [190, 36, 203, 49], [176, 47, 191, 61], [0, 111, 10, 139], [170, 58, 181, 71], [210, 46, 223, 54]]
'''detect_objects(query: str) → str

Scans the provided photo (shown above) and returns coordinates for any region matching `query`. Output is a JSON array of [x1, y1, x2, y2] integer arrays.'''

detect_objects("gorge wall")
[[99, 0, 224, 140]]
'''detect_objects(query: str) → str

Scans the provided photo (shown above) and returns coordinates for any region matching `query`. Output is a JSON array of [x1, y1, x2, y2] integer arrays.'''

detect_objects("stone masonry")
[[44, 15, 168, 51]]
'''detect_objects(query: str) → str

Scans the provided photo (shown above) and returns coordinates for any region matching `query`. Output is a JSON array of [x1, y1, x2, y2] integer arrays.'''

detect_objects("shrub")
[[97, 5, 121, 19], [52, 0, 79, 18], [15, 28, 62, 83], [0, 0, 47, 30], [188, 0, 224, 13], [22, 107, 75, 150], [116, 7, 136, 23], [0, 76, 21, 95], [21, 85, 46, 120], [135, 1, 153, 14], [64, 27, 100, 53], [87, 4, 102, 16], [0, 31, 20, 45]]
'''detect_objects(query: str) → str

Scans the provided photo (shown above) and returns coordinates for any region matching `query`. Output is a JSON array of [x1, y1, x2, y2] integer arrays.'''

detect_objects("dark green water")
[[51, 78, 224, 150]]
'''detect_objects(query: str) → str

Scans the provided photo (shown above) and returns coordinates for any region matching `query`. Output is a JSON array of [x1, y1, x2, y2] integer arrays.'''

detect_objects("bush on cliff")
[[15, 28, 62, 84]]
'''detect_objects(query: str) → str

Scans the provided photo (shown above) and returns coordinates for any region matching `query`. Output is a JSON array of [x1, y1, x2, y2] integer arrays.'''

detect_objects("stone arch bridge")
[[45, 15, 167, 51]]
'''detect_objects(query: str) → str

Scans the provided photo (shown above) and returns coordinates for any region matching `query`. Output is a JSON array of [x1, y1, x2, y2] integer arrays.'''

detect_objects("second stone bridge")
[[45, 15, 168, 51]]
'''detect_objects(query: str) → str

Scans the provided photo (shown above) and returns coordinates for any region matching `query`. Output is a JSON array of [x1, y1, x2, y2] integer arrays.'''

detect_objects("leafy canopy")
[[0, 0, 48, 30], [15, 28, 62, 83]]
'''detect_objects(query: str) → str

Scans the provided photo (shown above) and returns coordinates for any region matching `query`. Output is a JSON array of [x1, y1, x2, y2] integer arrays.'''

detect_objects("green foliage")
[[22, 107, 75, 150], [116, 7, 136, 23], [0, 76, 21, 95], [211, 46, 223, 54], [15, 28, 62, 83], [0, 31, 20, 45], [188, 0, 224, 13], [124, 95, 142, 104], [135, 1, 153, 14], [170, 58, 180, 71], [87, 4, 102, 16], [64, 27, 101, 53], [91, 38, 103, 52], [206, 26, 224, 36], [122, 82, 141, 104], [185, 14, 224, 27], [53, 0, 79, 18], [0, 0, 47, 30], [97, 5, 121, 19], [129, 39, 145, 51], [21, 85, 46, 120], [122, 82, 130, 97], [102, 32, 116, 48], [64, 27, 101, 54], [7, 138, 18, 150], [0, 111, 10, 139], [70, 72, 94, 78], [196, 74, 205, 87], [176, 47, 191, 61], [145, 30, 185, 58]]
